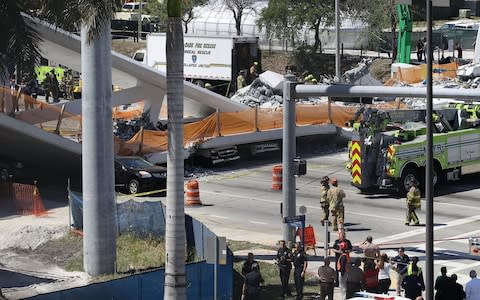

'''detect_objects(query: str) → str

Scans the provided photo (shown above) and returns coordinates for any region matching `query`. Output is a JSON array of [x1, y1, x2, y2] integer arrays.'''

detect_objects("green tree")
[[163, 0, 187, 298], [144, 0, 208, 34], [345, 0, 397, 60], [225, 0, 256, 36], [257, 0, 335, 53]]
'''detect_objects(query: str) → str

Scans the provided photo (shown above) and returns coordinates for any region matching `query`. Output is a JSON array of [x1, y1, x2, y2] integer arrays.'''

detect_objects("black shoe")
[[286, 292, 293, 297]]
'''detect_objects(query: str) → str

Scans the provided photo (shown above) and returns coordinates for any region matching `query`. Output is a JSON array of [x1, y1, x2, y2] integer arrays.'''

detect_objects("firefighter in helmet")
[[327, 177, 346, 232], [320, 176, 330, 225], [405, 179, 421, 226]]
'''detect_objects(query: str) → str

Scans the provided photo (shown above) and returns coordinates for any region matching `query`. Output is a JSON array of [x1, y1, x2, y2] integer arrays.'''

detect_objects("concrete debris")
[[113, 113, 155, 140], [231, 59, 380, 108]]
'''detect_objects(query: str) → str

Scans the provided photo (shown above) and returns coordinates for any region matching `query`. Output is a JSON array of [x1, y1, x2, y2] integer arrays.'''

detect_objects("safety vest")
[[337, 252, 350, 271], [407, 186, 421, 208], [407, 263, 423, 276]]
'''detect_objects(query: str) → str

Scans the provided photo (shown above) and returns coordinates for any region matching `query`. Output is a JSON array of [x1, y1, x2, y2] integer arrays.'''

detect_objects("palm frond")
[[0, 0, 41, 80], [78, 0, 122, 42], [40, 0, 121, 42]]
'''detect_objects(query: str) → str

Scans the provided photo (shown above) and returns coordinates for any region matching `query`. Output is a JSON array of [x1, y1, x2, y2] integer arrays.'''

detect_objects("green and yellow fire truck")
[[346, 105, 480, 194]]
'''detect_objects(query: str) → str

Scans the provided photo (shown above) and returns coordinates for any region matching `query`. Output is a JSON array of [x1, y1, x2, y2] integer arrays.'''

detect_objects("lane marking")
[[375, 215, 480, 245], [249, 221, 268, 225], [201, 190, 404, 221], [210, 214, 229, 220]]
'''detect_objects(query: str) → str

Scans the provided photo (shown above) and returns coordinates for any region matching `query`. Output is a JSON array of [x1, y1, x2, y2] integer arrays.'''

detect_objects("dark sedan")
[[115, 156, 167, 195]]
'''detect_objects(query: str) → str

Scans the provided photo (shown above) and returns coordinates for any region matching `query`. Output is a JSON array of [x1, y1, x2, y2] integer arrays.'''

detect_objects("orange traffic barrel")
[[185, 180, 202, 206], [272, 165, 283, 190]]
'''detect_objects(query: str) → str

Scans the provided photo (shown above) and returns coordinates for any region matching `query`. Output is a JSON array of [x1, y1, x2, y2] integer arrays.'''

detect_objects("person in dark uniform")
[[242, 252, 259, 276], [293, 241, 308, 300], [50, 70, 60, 102], [242, 263, 263, 300], [43, 72, 52, 103], [402, 265, 424, 300], [276, 240, 293, 298]]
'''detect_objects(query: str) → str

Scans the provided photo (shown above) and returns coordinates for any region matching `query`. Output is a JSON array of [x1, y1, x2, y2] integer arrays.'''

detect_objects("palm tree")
[[1, 0, 120, 276], [164, 0, 187, 298], [0, 1, 41, 81]]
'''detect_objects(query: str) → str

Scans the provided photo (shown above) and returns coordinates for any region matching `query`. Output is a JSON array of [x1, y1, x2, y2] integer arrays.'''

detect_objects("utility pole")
[[335, 0, 341, 83], [137, 2, 143, 42], [282, 74, 297, 246], [425, 0, 434, 299]]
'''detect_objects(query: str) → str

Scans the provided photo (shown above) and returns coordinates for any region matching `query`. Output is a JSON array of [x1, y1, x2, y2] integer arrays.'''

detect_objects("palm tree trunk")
[[164, 0, 187, 298], [81, 22, 116, 276]]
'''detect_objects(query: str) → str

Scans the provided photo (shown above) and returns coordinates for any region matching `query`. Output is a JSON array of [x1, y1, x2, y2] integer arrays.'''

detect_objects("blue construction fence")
[[27, 252, 233, 300], [59, 191, 233, 299]]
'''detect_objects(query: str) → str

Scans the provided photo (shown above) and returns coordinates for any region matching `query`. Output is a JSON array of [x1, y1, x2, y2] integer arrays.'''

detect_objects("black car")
[[115, 156, 167, 195]]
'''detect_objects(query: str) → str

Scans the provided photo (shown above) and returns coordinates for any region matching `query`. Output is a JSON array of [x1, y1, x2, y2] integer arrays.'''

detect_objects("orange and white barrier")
[[185, 180, 202, 206], [272, 165, 283, 190]]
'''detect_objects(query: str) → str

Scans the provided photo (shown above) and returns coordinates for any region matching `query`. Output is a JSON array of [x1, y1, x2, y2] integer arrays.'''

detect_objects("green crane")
[[396, 4, 412, 64]]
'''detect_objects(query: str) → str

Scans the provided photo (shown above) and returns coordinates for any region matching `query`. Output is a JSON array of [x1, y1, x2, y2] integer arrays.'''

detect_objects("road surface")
[[179, 149, 480, 286]]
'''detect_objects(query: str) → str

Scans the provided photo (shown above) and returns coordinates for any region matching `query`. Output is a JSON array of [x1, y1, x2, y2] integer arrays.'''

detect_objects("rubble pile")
[[231, 58, 378, 108]]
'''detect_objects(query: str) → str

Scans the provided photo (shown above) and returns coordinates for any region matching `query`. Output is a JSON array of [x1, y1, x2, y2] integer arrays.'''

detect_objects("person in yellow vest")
[[328, 177, 346, 231], [405, 180, 421, 226], [237, 70, 247, 91], [320, 176, 330, 226]]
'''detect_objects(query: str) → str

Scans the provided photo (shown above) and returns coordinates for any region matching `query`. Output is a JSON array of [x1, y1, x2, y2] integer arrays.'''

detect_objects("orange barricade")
[[185, 180, 202, 206], [272, 165, 282, 190], [297, 225, 317, 255], [12, 182, 47, 216]]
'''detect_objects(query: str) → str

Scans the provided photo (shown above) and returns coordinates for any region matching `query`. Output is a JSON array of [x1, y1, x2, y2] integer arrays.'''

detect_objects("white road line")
[[249, 221, 268, 225], [210, 214, 229, 220], [201, 190, 404, 221], [375, 215, 480, 244]]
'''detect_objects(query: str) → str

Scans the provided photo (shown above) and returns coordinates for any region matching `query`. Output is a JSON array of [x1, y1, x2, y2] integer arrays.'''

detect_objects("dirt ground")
[[0, 200, 88, 299]]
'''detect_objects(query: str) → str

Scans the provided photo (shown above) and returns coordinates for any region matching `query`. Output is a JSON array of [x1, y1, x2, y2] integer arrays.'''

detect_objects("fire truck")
[[346, 104, 480, 194]]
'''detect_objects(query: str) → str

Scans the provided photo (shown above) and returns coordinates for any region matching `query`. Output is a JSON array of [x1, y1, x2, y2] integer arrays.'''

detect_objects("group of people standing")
[[416, 37, 463, 63], [236, 62, 259, 90], [241, 240, 308, 300]]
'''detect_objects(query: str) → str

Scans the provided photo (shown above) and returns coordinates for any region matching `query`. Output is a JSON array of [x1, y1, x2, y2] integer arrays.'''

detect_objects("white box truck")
[[133, 33, 261, 96]]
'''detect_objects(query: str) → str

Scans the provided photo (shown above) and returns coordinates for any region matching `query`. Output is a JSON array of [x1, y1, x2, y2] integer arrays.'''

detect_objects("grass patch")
[[35, 232, 171, 275], [116, 234, 165, 273]]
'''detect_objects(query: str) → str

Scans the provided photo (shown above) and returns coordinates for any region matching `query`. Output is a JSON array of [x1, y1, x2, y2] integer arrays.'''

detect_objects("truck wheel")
[[127, 179, 141, 195], [433, 166, 443, 187], [194, 80, 205, 88], [400, 167, 419, 195]]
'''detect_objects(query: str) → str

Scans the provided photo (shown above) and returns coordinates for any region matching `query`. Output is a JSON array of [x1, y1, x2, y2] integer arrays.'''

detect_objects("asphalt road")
[[180, 149, 480, 286]]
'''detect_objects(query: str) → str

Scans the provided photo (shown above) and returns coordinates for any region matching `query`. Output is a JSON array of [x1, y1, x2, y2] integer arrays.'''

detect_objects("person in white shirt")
[[376, 253, 393, 294], [466, 270, 480, 300]]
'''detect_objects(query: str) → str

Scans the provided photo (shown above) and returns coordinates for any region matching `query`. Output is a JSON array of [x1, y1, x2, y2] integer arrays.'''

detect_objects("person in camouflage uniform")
[[327, 178, 346, 232], [320, 176, 330, 226], [405, 180, 421, 226], [64, 69, 74, 100]]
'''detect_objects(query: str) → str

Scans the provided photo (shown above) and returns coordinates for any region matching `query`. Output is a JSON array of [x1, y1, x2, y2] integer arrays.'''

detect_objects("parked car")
[[115, 156, 167, 195]]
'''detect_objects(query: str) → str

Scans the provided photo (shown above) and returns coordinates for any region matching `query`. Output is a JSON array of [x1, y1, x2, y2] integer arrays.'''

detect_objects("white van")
[[121, 2, 147, 12]]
